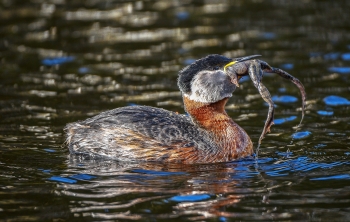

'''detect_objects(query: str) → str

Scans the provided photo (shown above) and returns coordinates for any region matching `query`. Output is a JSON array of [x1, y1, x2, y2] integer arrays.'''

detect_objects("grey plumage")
[[65, 106, 216, 161]]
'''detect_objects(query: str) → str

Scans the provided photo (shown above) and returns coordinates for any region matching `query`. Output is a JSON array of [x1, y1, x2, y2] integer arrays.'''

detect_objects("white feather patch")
[[185, 70, 236, 103]]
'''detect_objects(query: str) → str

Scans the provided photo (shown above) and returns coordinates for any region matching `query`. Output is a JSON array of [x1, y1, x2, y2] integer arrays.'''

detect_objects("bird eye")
[[214, 66, 220, 70]]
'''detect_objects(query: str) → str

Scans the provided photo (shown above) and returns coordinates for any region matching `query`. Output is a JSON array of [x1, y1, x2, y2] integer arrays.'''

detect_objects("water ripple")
[[310, 174, 350, 181], [48, 176, 77, 184]]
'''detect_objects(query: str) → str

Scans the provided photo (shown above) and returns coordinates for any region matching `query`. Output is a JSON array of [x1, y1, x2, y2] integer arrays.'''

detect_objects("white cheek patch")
[[187, 70, 236, 103]]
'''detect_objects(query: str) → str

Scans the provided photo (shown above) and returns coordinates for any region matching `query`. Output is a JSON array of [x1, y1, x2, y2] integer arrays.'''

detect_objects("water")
[[1, 0, 350, 221]]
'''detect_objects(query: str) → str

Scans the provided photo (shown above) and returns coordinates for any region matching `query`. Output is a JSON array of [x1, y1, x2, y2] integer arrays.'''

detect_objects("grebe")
[[65, 54, 306, 164]]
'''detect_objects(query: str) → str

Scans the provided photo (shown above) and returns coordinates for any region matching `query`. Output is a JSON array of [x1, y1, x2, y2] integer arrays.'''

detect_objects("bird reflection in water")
[[64, 154, 288, 220]]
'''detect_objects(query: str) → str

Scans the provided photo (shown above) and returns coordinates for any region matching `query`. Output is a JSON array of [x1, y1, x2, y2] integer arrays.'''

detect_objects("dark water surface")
[[1, 0, 350, 221]]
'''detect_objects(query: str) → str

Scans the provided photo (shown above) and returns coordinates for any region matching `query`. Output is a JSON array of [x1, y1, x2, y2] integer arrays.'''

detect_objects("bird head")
[[178, 54, 260, 103]]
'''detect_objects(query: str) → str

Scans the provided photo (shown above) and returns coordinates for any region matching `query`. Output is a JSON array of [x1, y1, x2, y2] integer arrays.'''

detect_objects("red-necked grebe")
[[65, 54, 306, 164]]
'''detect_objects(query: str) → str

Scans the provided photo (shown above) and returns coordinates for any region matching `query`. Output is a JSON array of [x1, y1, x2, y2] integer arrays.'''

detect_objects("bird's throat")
[[183, 96, 231, 130]]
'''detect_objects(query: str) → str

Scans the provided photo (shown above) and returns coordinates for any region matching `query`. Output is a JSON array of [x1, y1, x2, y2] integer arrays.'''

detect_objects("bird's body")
[[65, 54, 306, 164], [65, 98, 253, 164]]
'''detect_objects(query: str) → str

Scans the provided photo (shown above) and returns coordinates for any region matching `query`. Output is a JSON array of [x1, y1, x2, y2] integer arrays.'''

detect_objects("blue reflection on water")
[[219, 217, 228, 222], [328, 67, 350, 74], [323, 95, 350, 106], [232, 171, 260, 179], [50, 154, 350, 187], [310, 174, 350, 181], [317, 110, 334, 116], [258, 156, 350, 178], [341, 53, 350, 61], [48, 176, 77, 184], [41, 56, 75, 66], [272, 95, 298, 103], [278, 88, 287, 93], [259, 32, 276, 39], [176, 11, 190, 20], [324, 52, 340, 60], [43, 148, 56, 153], [70, 174, 96, 180], [280, 63, 294, 70], [48, 174, 96, 183], [169, 194, 211, 202], [228, 156, 350, 179], [78, 67, 90, 74], [321, 52, 350, 61], [274, 116, 297, 125], [292, 131, 311, 139]]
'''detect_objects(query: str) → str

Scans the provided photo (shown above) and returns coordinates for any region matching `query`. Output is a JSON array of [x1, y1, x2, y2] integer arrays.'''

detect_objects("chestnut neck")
[[182, 95, 253, 161], [183, 96, 232, 130]]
